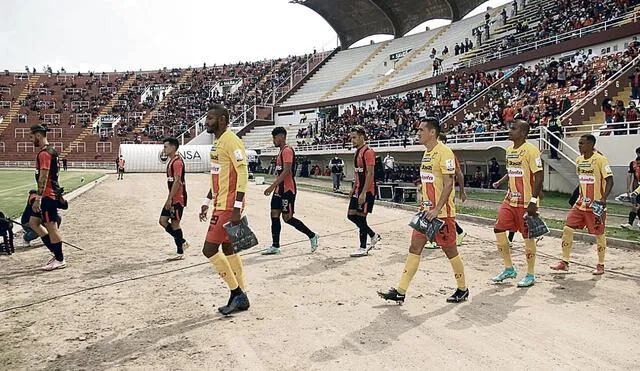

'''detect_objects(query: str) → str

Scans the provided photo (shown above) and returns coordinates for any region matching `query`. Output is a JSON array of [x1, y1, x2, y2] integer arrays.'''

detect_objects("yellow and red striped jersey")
[[574, 152, 613, 211], [419, 141, 456, 218], [504, 142, 542, 207], [210, 129, 248, 211]]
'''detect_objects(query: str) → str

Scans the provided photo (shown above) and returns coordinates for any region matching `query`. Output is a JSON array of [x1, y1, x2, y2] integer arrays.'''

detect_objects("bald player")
[[199, 105, 250, 315], [492, 119, 543, 287], [551, 134, 613, 275]]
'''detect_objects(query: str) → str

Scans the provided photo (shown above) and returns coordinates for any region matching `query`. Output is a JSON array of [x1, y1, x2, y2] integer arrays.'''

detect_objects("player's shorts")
[[348, 192, 375, 215], [160, 203, 184, 221], [411, 217, 456, 247], [566, 207, 606, 235], [206, 210, 232, 244], [118, 168, 125, 173], [495, 202, 530, 239], [38, 197, 59, 224], [271, 191, 296, 215]]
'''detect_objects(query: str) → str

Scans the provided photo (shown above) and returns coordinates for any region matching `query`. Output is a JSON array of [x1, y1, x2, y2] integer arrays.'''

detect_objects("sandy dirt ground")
[[1, 173, 640, 370]]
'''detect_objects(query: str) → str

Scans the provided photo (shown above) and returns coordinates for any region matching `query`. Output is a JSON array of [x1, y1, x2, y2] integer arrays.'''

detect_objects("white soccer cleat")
[[167, 253, 184, 261], [350, 248, 368, 257], [41, 259, 67, 271], [620, 223, 632, 229], [369, 234, 381, 250]]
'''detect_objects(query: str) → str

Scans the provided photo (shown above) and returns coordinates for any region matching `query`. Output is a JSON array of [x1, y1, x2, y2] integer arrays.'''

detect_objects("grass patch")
[[466, 190, 629, 215], [0, 169, 104, 219], [458, 205, 640, 242], [261, 176, 640, 242]]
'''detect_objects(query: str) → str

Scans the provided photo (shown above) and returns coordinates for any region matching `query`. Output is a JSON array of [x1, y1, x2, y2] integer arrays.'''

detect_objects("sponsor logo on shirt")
[[421, 200, 433, 207], [234, 149, 244, 162], [354, 167, 365, 173], [507, 168, 524, 177], [167, 176, 175, 182], [508, 191, 522, 199], [579, 175, 595, 184], [420, 172, 435, 183], [535, 157, 542, 168], [445, 158, 455, 171]]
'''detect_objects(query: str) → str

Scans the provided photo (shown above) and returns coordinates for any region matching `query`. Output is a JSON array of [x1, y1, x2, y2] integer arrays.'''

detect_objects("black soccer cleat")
[[219, 292, 250, 315], [377, 287, 405, 303], [446, 288, 469, 303], [218, 291, 250, 313]]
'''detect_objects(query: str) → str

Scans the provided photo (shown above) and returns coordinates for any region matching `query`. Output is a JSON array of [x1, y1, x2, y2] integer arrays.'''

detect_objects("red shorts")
[[412, 217, 457, 247], [495, 202, 529, 239], [566, 207, 606, 235], [205, 210, 232, 244]]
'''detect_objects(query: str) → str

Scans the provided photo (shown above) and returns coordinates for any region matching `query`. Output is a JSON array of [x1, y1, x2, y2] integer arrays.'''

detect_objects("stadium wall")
[[277, 23, 640, 112], [119, 144, 211, 173], [259, 134, 637, 197]]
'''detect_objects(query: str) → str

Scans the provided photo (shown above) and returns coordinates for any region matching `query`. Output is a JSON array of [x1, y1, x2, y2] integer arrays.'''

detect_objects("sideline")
[[266, 180, 640, 250]]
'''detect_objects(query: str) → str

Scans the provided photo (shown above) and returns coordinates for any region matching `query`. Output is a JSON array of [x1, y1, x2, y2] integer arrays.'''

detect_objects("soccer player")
[[28, 125, 66, 271], [117, 155, 125, 180], [347, 125, 381, 257], [159, 137, 189, 261], [378, 118, 468, 303], [551, 135, 613, 275], [438, 133, 467, 246], [262, 127, 319, 255], [199, 105, 250, 315], [621, 147, 640, 229], [492, 119, 544, 287]]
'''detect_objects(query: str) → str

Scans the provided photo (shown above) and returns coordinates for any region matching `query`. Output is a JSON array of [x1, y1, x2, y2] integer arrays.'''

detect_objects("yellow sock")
[[596, 234, 606, 265], [227, 254, 246, 291], [524, 239, 537, 275], [495, 232, 513, 268], [397, 253, 420, 294], [209, 251, 239, 290], [561, 226, 574, 262], [449, 255, 466, 290]]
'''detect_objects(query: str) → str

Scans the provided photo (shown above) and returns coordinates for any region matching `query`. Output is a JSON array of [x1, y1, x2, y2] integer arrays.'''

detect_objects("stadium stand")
[[0, 0, 638, 167]]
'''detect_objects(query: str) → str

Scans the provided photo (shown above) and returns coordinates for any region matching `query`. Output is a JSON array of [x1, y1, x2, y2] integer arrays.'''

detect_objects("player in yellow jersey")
[[492, 119, 544, 287], [550, 134, 613, 275], [378, 118, 468, 303], [199, 105, 250, 315]]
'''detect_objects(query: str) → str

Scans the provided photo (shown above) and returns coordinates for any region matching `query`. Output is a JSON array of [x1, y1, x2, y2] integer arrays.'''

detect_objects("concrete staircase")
[[319, 41, 390, 102], [60, 74, 136, 159], [132, 70, 193, 134], [370, 26, 450, 92], [567, 85, 633, 137], [0, 75, 39, 136]]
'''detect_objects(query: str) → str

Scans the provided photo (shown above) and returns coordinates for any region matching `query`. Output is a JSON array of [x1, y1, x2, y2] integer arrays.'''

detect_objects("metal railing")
[[459, 10, 640, 69], [260, 129, 542, 154], [441, 66, 520, 123], [558, 54, 640, 123], [538, 125, 579, 165]]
